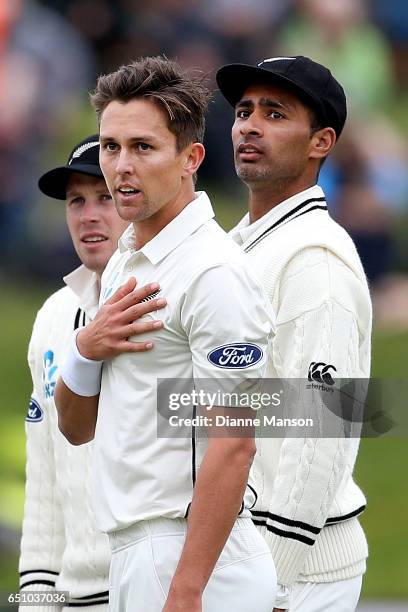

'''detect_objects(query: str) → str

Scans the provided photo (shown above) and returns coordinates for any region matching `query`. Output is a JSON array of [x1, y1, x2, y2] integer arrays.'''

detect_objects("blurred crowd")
[[1, 0, 408, 320]]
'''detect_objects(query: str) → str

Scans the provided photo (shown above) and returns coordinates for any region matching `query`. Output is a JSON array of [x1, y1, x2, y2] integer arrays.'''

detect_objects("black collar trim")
[[244, 196, 327, 253]]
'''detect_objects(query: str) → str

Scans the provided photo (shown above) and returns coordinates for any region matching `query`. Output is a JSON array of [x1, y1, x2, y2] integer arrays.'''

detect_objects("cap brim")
[[216, 63, 325, 118], [38, 164, 104, 200]]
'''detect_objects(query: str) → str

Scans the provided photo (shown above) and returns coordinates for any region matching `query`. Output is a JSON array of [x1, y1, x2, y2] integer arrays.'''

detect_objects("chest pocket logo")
[[207, 343, 263, 369]]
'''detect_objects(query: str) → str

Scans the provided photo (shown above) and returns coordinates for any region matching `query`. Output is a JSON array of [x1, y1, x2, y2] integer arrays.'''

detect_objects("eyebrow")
[[99, 135, 158, 144], [236, 98, 292, 111], [66, 189, 83, 199]]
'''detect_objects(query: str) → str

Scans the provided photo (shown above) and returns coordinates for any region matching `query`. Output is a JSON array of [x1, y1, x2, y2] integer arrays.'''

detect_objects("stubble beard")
[[236, 159, 306, 195], [236, 164, 275, 184], [113, 194, 150, 223]]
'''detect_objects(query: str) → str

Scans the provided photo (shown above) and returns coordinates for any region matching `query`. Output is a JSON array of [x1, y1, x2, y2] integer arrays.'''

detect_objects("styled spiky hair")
[[90, 55, 211, 151]]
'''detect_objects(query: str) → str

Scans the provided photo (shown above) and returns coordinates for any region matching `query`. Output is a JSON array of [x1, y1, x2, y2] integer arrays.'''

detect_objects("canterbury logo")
[[308, 362, 337, 385]]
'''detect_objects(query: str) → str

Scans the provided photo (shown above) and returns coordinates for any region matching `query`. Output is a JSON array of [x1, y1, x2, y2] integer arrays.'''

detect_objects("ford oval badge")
[[207, 343, 263, 369]]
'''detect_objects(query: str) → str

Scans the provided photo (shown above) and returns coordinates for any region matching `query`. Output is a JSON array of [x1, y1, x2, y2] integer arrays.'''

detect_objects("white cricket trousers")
[[108, 517, 276, 612], [289, 575, 363, 611]]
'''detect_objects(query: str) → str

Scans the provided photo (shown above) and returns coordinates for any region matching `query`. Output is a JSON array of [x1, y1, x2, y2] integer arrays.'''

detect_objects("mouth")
[[81, 233, 108, 245], [237, 142, 263, 161], [117, 185, 142, 200]]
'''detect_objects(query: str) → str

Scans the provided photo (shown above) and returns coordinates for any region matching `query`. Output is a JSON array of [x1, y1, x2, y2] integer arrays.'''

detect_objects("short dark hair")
[[306, 105, 328, 173], [308, 107, 323, 135], [90, 56, 211, 152]]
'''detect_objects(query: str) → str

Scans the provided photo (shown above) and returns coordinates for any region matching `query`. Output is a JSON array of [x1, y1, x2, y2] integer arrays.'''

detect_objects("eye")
[[269, 111, 284, 119], [136, 142, 151, 151], [103, 142, 118, 152], [68, 196, 84, 206], [236, 109, 251, 119], [101, 193, 113, 201]]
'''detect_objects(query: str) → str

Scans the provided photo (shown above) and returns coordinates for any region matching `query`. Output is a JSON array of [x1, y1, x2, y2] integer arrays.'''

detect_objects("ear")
[[181, 142, 206, 178], [309, 127, 336, 161]]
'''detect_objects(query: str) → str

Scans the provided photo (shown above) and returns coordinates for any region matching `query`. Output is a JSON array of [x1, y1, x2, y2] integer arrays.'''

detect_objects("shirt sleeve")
[[180, 262, 274, 390], [19, 309, 65, 610], [261, 247, 368, 587]]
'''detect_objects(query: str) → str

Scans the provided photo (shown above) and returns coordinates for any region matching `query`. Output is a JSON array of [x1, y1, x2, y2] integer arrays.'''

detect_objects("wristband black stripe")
[[72, 591, 109, 601], [252, 510, 321, 534], [19, 570, 59, 577], [325, 505, 366, 524], [244, 197, 326, 253], [20, 580, 56, 589], [253, 519, 315, 546]]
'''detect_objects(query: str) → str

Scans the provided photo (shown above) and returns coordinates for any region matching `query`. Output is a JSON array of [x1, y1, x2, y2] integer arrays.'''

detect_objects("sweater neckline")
[[244, 195, 327, 253]]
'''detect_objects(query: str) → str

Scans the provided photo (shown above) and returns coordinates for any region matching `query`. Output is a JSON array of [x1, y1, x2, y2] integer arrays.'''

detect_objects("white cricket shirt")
[[93, 192, 274, 533], [20, 265, 110, 609]]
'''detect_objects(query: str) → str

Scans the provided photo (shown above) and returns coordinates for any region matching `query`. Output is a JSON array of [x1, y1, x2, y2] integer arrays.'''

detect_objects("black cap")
[[38, 134, 103, 200], [216, 56, 347, 138]]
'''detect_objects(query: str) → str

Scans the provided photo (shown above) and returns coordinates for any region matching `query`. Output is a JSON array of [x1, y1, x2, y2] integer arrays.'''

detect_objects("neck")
[[247, 178, 317, 223], [94, 274, 101, 296], [133, 187, 196, 250]]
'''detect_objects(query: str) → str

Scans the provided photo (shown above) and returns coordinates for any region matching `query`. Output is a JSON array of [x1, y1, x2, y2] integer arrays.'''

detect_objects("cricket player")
[[216, 56, 372, 611], [19, 135, 164, 610], [54, 57, 277, 612]]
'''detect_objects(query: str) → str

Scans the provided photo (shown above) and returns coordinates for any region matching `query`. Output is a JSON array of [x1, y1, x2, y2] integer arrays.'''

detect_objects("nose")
[[115, 148, 133, 175], [239, 114, 263, 137], [80, 199, 100, 223]]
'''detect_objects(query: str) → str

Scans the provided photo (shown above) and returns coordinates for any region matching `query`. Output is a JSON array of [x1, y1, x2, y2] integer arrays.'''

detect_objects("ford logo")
[[26, 398, 44, 423], [207, 343, 263, 369]]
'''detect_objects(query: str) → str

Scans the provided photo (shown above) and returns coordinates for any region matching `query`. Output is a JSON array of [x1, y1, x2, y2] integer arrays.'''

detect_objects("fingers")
[[112, 319, 164, 354], [121, 298, 166, 324], [118, 340, 155, 353], [104, 279, 167, 317], [124, 319, 164, 337], [106, 277, 138, 305], [118, 282, 163, 310]]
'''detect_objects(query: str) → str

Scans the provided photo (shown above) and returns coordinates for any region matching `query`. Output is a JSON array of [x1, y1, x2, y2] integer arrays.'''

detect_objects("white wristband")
[[60, 329, 103, 397]]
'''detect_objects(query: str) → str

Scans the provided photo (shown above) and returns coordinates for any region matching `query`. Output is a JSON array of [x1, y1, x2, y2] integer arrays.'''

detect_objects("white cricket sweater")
[[19, 266, 110, 611], [231, 185, 372, 588]]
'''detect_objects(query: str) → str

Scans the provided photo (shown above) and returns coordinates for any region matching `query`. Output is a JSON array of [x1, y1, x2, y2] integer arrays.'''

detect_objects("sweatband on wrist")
[[60, 328, 103, 397]]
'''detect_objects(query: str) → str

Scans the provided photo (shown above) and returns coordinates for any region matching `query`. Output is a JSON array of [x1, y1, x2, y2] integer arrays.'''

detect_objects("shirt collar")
[[63, 265, 100, 318], [118, 191, 215, 265], [230, 185, 326, 246]]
